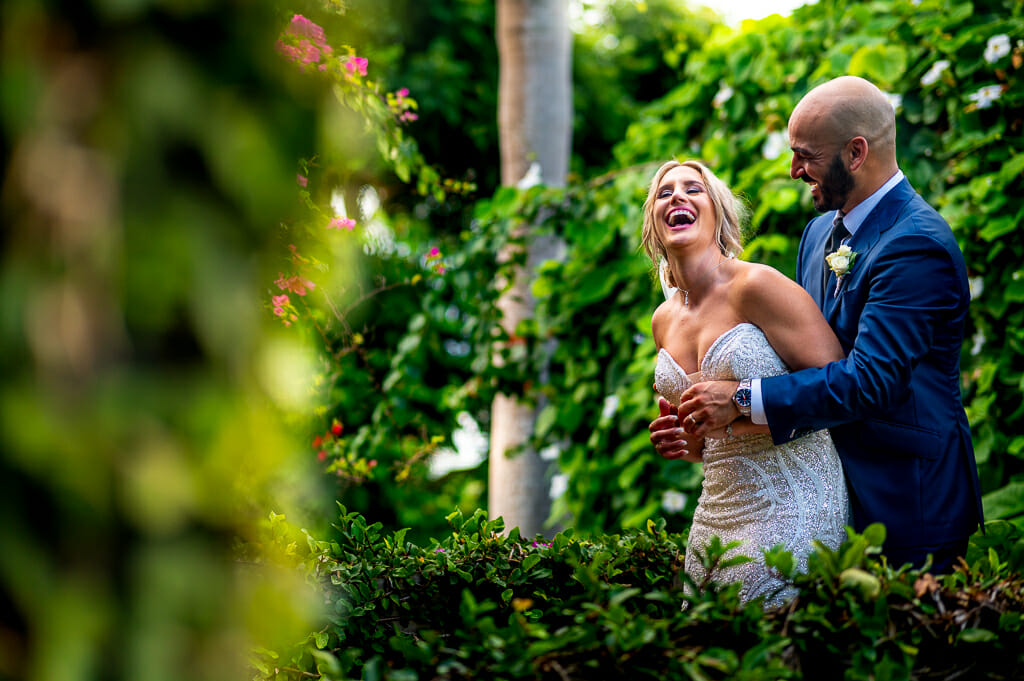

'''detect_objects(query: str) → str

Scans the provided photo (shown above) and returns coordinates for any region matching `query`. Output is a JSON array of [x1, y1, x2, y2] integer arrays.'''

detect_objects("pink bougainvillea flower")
[[274, 272, 316, 296], [272, 294, 290, 307], [427, 247, 441, 258], [343, 55, 368, 77], [278, 14, 332, 70], [290, 14, 326, 42], [328, 216, 356, 230], [297, 174, 308, 187]]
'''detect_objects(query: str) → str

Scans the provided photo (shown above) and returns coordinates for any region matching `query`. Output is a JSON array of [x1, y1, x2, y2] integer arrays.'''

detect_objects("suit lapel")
[[822, 179, 916, 321]]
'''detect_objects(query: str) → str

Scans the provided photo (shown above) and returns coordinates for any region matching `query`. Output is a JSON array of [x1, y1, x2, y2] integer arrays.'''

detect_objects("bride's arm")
[[651, 305, 705, 462], [678, 264, 843, 438], [738, 264, 844, 370], [704, 417, 768, 440]]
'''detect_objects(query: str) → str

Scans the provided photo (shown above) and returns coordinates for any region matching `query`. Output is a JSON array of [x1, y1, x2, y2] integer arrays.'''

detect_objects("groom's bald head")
[[792, 76, 897, 159], [788, 76, 900, 210]]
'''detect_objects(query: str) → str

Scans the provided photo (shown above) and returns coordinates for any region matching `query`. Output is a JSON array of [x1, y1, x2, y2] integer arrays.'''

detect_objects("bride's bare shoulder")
[[651, 297, 679, 345], [728, 261, 815, 315], [730, 261, 803, 297]]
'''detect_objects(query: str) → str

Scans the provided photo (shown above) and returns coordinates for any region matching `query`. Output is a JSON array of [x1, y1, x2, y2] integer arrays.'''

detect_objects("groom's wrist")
[[732, 378, 752, 417]]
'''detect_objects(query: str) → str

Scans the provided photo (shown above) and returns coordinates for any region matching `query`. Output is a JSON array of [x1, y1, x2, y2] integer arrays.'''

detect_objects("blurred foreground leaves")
[[0, 1, 334, 679]]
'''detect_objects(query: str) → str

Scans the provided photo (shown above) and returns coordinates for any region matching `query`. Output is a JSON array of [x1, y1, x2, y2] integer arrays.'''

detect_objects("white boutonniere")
[[825, 244, 858, 296]]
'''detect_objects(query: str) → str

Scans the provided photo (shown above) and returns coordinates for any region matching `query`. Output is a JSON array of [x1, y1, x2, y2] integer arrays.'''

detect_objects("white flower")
[[517, 162, 543, 189], [825, 244, 857, 276], [549, 473, 569, 500], [539, 444, 560, 461], [600, 394, 620, 420], [761, 131, 787, 160], [968, 84, 1003, 109], [883, 92, 903, 111], [661, 490, 688, 513], [971, 330, 985, 356], [984, 34, 1011, 63], [712, 85, 734, 109], [920, 59, 951, 87], [968, 276, 984, 300]]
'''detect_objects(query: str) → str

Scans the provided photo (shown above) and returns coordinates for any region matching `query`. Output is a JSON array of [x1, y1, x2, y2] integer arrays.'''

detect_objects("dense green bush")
[[255, 509, 1024, 680]]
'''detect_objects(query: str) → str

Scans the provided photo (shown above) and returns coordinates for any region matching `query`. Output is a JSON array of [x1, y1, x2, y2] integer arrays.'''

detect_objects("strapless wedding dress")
[[655, 323, 850, 607]]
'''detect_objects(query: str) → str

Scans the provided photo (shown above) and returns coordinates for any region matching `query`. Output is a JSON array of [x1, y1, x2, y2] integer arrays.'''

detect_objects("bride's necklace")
[[679, 253, 734, 307]]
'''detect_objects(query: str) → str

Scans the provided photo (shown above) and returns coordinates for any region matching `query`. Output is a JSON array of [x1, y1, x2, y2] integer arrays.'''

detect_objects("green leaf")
[[978, 215, 1015, 242], [982, 482, 1024, 519], [848, 43, 907, 86], [862, 523, 887, 547], [958, 628, 998, 643], [999, 153, 1024, 187]]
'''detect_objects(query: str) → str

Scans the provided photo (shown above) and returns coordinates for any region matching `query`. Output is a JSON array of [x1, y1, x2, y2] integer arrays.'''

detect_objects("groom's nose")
[[790, 156, 804, 180]]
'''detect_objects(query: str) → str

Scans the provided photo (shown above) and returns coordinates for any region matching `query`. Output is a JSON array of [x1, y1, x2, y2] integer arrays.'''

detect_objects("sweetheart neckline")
[[658, 322, 760, 379]]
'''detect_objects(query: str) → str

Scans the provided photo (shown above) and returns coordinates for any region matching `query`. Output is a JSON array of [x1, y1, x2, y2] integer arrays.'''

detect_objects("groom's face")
[[788, 116, 855, 213]]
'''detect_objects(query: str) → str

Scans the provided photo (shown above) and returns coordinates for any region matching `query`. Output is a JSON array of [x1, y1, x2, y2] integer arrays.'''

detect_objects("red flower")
[[331, 422, 343, 437], [312, 435, 323, 448], [317, 450, 327, 461]]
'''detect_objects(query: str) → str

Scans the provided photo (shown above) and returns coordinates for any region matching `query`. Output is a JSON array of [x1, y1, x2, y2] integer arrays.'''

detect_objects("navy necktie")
[[823, 214, 849, 298]]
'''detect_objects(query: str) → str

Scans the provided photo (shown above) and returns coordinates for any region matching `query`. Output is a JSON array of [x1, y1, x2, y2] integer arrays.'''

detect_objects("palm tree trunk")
[[489, 0, 572, 538]]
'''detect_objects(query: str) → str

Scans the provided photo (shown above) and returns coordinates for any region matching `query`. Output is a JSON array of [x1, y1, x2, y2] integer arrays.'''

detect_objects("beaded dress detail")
[[655, 323, 850, 608]]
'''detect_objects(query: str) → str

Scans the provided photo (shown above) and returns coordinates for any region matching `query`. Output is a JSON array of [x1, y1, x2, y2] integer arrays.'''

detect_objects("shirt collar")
[[836, 170, 905, 236]]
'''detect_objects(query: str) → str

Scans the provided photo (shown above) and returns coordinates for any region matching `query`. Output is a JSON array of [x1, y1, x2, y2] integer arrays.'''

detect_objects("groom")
[[652, 76, 983, 573]]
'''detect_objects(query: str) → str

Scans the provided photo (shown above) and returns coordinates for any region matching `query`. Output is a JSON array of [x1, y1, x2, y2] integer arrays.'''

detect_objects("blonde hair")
[[640, 160, 746, 284]]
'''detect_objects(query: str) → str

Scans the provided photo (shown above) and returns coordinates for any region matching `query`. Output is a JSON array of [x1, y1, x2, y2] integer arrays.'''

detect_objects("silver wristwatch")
[[733, 378, 752, 417]]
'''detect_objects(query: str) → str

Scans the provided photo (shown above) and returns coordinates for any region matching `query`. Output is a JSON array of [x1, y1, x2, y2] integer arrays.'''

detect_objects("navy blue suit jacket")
[[762, 179, 983, 550]]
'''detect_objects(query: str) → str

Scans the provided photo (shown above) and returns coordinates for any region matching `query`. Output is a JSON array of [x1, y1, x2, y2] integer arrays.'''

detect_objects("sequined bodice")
[[655, 322, 788, 407], [655, 323, 850, 608]]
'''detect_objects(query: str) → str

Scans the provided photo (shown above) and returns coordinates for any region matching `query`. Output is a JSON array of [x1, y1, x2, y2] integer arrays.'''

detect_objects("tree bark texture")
[[489, 0, 572, 538]]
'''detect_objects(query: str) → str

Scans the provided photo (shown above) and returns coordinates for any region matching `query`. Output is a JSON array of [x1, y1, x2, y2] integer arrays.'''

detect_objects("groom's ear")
[[847, 136, 869, 172]]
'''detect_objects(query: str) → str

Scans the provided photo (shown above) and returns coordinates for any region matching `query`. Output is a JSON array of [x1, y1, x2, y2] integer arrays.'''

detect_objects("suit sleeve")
[[762, 219, 966, 444]]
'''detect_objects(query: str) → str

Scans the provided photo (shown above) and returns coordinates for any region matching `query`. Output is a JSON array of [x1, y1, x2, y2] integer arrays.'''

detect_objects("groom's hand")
[[679, 380, 740, 438], [649, 397, 702, 462]]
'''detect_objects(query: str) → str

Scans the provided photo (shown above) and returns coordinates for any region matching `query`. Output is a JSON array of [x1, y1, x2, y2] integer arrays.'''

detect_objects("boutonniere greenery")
[[825, 244, 858, 296]]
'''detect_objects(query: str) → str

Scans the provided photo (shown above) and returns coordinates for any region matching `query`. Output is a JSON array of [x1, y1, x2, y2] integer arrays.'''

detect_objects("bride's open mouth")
[[667, 208, 696, 228]]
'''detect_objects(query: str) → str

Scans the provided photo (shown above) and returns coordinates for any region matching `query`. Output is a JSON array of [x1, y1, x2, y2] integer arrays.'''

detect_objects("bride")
[[642, 160, 850, 607]]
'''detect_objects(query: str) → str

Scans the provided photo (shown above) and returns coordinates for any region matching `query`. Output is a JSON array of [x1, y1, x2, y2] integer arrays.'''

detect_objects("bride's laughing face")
[[654, 165, 716, 251]]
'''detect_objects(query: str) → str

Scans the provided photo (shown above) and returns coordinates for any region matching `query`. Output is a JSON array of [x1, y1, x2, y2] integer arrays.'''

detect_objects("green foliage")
[[0, 1, 340, 679], [255, 510, 1024, 680], [445, 0, 1024, 535]]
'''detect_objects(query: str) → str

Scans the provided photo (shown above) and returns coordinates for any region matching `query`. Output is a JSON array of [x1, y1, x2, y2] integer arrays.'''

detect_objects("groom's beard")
[[813, 153, 855, 213]]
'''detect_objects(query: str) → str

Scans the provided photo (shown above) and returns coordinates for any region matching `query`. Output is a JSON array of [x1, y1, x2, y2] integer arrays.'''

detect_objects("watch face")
[[735, 389, 751, 408]]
